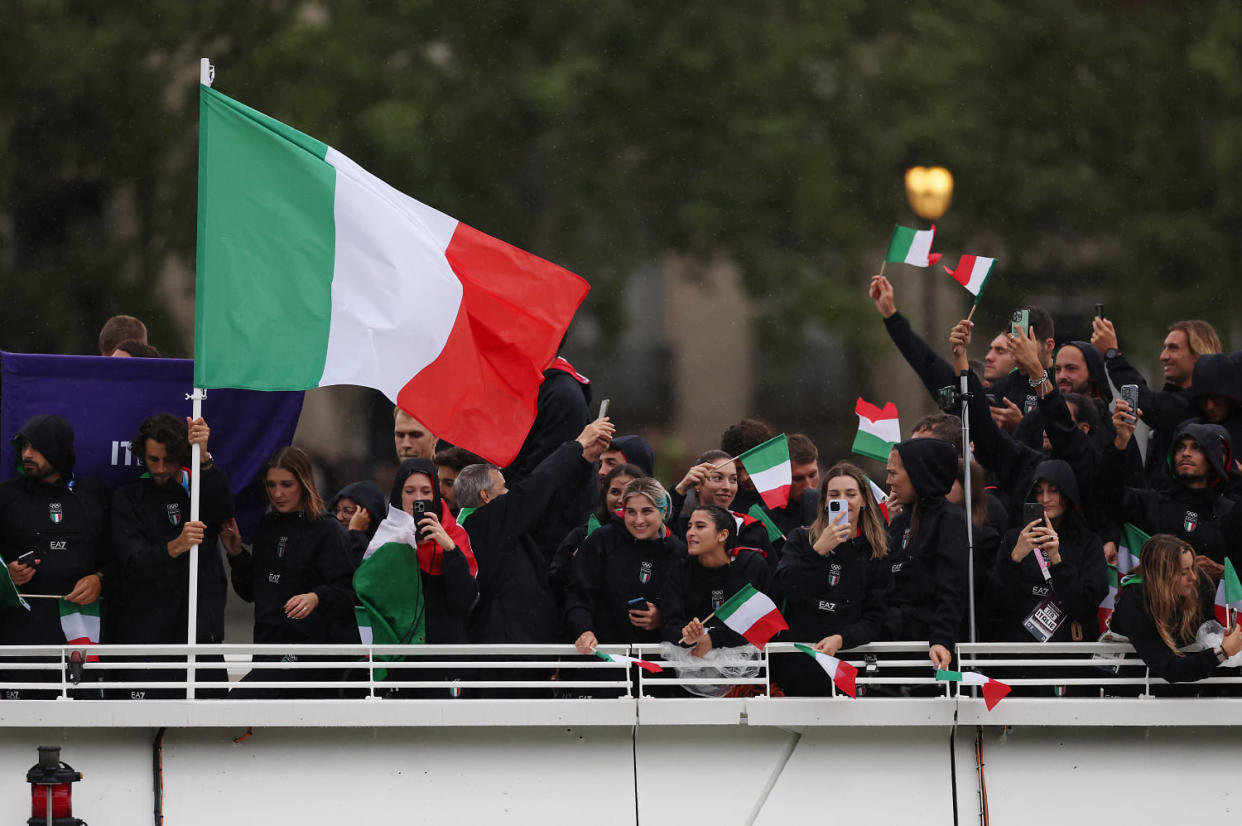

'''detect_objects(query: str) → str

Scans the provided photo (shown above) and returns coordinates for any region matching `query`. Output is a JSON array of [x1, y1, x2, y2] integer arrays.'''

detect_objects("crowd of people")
[[3, 288, 1242, 701]]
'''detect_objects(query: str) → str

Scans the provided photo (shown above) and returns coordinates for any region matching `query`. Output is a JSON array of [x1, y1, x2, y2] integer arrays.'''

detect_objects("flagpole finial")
[[200, 58, 215, 88]]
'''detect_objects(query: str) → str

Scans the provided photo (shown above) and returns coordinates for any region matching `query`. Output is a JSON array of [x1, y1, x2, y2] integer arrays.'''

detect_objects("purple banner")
[[1, 352, 303, 538]]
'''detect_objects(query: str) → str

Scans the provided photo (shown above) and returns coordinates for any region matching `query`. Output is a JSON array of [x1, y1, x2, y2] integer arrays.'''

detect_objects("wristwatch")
[[1105, 348, 1121, 360], [1214, 646, 1227, 664], [1028, 370, 1049, 389]]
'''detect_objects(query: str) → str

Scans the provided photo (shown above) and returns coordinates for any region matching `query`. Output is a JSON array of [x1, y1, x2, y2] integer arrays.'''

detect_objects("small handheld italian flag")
[[853, 398, 900, 463], [737, 434, 792, 510], [59, 598, 101, 662], [943, 255, 996, 303], [715, 584, 788, 649], [885, 224, 941, 267], [1, 567, 30, 611], [936, 669, 1011, 710], [1214, 558, 1242, 627], [867, 477, 890, 523], [594, 651, 663, 673], [794, 643, 858, 697], [1098, 564, 1118, 634], [1117, 522, 1150, 575]]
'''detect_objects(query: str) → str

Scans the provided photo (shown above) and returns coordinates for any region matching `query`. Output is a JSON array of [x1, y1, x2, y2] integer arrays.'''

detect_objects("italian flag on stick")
[[594, 651, 664, 673], [715, 584, 788, 649], [1098, 564, 1118, 634], [194, 85, 589, 466], [59, 598, 101, 662], [794, 643, 858, 697], [1117, 522, 1150, 575], [885, 224, 942, 267], [867, 477, 890, 523], [1214, 558, 1242, 627], [737, 434, 792, 510], [943, 255, 996, 301], [853, 398, 900, 462], [936, 669, 1011, 710]]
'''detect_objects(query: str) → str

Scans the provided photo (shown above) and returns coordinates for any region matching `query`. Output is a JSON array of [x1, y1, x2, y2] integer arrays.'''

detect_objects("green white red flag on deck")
[[1098, 564, 1118, 634], [1117, 523, 1150, 575], [943, 255, 995, 302], [737, 434, 792, 510], [594, 651, 664, 673], [936, 669, 1011, 710], [1214, 558, 1242, 627], [885, 224, 941, 267], [193, 85, 589, 466], [715, 584, 788, 649], [59, 598, 100, 662], [853, 398, 900, 462], [794, 643, 858, 697]]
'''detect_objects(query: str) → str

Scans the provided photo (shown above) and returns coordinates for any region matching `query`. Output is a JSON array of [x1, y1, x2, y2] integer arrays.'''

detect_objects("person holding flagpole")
[[669, 451, 776, 565], [772, 462, 892, 695]]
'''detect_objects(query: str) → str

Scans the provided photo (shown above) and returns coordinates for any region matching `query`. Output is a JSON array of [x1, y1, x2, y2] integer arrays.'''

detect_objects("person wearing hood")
[[109, 414, 234, 698], [1107, 407, 1240, 580], [1186, 353, 1242, 463], [670, 450, 777, 567], [988, 460, 1107, 646], [330, 480, 387, 567], [772, 462, 892, 695], [1013, 340, 1121, 456], [884, 437, 970, 668], [597, 435, 654, 487], [0, 414, 112, 697], [387, 458, 478, 646]]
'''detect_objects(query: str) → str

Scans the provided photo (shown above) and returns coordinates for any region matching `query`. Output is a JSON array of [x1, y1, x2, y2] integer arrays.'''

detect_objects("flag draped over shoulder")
[[194, 85, 590, 466], [353, 508, 427, 673]]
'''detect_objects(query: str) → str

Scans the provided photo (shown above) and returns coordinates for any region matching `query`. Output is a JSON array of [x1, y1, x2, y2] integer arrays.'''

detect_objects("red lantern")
[[26, 746, 84, 826]]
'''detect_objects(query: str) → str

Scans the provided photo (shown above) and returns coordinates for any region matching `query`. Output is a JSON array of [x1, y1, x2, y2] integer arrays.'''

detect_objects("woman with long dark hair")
[[1113, 534, 1241, 683], [670, 450, 776, 564], [773, 461, 892, 695]]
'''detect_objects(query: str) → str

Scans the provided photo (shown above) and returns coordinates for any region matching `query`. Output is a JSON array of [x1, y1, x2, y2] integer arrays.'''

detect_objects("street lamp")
[[904, 166, 954, 221]]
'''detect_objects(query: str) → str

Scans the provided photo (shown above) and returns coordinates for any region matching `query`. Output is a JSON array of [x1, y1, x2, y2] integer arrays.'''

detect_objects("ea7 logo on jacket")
[[167, 503, 182, 526], [638, 560, 653, 584], [277, 536, 289, 558], [49, 503, 63, 524], [828, 563, 842, 587], [817, 600, 839, 613], [1184, 511, 1199, 533], [48, 540, 67, 551]]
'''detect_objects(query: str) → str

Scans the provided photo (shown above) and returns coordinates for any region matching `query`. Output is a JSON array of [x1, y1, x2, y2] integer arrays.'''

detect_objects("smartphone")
[[598, 398, 610, 419], [16, 550, 37, 566], [409, 500, 430, 517], [1095, 303, 1104, 320], [1010, 309, 1030, 339], [985, 393, 999, 407], [1120, 384, 1139, 423], [1023, 502, 1045, 528], [827, 498, 849, 528], [626, 597, 648, 611]]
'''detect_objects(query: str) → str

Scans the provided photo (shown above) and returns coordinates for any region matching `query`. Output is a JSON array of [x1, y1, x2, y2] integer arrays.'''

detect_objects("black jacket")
[[988, 460, 1108, 643], [1104, 351, 1193, 487], [1189, 354, 1242, 463], [774, 528, 892, 650], [110, 465, 234, 643], [885, 439, 969, 649], [0, 415, 112, 645], [330, 480, 387, 567], [609, 435, 654, 477], [565, 521, 686, 644], [1112, 575, 1220, 683], [228, 511, 357, 645], [660, 548, 771, 648], [466, 440, 594, 644]]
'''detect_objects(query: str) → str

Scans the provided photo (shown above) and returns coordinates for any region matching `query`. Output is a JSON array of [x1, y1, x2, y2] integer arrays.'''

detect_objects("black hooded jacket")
[[110, 461, 235, 644], [0, 415, 112, 645], [330, 480, 386, 567], [1102, 421, 1240, 566], [386, 459, 477, 644], [1189, 354, 1242, 461], [885, 439, 969, 650], [988, 460, 1107, 643], [609, 435, 654, 477], [565, 518, 686, 644]]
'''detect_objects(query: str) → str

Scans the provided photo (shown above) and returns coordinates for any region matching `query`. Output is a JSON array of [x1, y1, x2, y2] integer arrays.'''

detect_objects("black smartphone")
[[409, 500, 430, 517], [1023, 502, 1045, 528], [1120, 384, 1139, 423], [1095, 303, 1104, 319], [626, 597, 648, 611], [16, 550, 37, 566]]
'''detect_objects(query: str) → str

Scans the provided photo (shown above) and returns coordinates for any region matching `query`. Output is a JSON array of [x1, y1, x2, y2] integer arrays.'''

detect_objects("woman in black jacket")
[[1113, 533, 1241, 684], [773, 461, 892, 696], [225, 447, 357, 697], [669, 450, 777, 565], [989, 460, 1107, 644], [549, 462, 644, 602]]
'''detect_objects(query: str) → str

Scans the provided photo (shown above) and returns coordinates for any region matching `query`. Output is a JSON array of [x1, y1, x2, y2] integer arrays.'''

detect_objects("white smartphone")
[[598, 399, 610, 419], [827, 498, 849, 528]]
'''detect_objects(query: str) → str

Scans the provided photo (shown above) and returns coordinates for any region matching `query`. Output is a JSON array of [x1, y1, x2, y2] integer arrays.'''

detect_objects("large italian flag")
[[715, 584, 788, 649], [737, 434, 792, 510], [852, 398, 900, 462], [194, 85, 589, 466], [1214, 558, 1242, 627], [885, 224, 941, 267], [59, 598, 101, 662], [1117, 522, 1150, 575]]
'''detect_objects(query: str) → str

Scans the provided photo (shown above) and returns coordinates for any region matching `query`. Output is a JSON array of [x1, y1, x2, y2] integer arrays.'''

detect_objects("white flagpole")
[[186, 57, 215, 699]]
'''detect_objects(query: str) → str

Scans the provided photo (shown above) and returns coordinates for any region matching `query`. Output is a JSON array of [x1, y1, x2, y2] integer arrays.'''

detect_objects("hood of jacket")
[[894, 438, 957, 502], [610, 434, 654, 477], [1028, 459, 1081, 512], [1065, 340, 1113, 403], [1190, 353, 1241, 404], [390, 458, 444, 516], [13, 414, 75, 480], [332, 480, 388, 527], [1167, 420, 1233, 486]]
